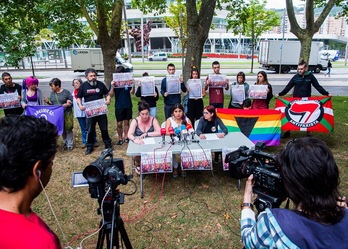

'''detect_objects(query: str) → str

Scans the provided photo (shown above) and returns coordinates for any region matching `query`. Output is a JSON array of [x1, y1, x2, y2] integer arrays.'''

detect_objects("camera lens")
[[83, 165, 102, 183]]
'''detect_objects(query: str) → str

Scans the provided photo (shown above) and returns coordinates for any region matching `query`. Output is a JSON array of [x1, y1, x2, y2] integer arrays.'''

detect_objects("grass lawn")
[[0, 94, 347, 249]]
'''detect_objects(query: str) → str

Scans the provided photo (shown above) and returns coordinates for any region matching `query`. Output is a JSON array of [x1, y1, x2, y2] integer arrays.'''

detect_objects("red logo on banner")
[[275, 97, 334, 133], [285, 99, 324, 128]]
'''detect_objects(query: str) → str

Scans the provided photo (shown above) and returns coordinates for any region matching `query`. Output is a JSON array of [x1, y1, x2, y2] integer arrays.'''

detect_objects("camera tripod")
[[96, 191, 132, 249]]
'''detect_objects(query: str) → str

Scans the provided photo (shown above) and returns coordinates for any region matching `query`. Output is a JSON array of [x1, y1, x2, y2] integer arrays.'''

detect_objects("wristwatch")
[[241, 203, 253, 210]]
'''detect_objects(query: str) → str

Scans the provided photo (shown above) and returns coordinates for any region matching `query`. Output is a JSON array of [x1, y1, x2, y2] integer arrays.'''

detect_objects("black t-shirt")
[[77, 80, 109, 102], [203, 120, 218, 133], [0, 83, 24, 115]]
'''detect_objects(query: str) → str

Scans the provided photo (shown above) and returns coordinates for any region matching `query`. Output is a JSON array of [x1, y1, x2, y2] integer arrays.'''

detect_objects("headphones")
[[37, 170, 41, 178]]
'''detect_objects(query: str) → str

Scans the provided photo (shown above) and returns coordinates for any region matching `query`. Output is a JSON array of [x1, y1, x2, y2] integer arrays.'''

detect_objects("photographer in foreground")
[[241, 137, 348, 248], [0, 116, 61, 248]]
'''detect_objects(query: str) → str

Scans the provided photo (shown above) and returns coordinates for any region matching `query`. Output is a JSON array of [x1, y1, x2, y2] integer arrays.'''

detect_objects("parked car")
[[148, 52, 168, 61]]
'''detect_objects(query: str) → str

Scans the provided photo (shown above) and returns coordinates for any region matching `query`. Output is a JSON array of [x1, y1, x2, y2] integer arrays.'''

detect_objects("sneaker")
[[124, 138, 129, 143], [181, 170, 187, 177], [85, 147, 94, 155], [67, 146, 73, 151], [116, 140, 123, 146]]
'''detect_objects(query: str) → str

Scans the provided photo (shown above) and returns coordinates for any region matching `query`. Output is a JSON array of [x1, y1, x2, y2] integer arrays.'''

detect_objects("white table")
[[126, 132, 254, 197]]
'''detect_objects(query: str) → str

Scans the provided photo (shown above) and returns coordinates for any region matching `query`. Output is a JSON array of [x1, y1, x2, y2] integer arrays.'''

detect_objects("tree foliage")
[[132, 0, 218, 81], [164, 0, 188, 50], [286, 0, 346, 63], [0, 0, 124, 85], [225, 0, 280, 73], [0, 0, 48, 68]]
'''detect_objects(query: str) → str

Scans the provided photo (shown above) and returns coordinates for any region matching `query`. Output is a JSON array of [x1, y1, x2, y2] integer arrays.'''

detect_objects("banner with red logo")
[[275, 97, 334, 133]]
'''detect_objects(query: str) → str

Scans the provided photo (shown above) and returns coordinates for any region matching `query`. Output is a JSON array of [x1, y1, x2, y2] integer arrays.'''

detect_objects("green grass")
[[1, 95, 348, 249]]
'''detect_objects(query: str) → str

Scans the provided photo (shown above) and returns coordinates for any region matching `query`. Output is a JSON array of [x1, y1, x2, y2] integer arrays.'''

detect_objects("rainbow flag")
[[275, 97, 334, 133], [217, 108, 281, 146]]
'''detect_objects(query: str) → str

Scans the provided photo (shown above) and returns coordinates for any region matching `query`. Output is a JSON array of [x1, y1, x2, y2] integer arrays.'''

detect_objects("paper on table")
[[203, 133, 220, 140], [142, 137, 156, 145]]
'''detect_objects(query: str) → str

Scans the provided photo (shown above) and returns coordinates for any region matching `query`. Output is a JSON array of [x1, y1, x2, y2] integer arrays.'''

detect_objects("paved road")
[[3, 67, 348, 97]]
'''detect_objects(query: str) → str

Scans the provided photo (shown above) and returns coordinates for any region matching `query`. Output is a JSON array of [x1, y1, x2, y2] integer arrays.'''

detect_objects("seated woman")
[[196, 105, 228, 163], [165, 103, 192, 177], [127, 100, 161, 175]]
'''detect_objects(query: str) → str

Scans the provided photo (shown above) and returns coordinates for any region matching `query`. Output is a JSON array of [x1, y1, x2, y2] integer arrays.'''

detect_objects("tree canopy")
[[286, 0, 346, 63], [225, 0, 280, 73]]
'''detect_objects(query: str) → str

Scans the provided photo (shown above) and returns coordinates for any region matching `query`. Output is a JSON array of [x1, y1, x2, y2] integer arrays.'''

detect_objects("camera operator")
[[0, 116, 61, 248], [241, 137, 348, 248]]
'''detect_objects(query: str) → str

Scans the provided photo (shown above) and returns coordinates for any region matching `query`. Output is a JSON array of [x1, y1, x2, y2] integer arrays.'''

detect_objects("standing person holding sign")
[[161, 63, 187, 119], [135, 72, 159, 117], [187, 66, 205, 128], [205, 61, 229, 108], [251, 71, 273, 110], [21, 76, 43, 110], [228, 71, 249, 109], [275, 60, 332, 138], [109, 72, 135, 146], [0, 72, 24, 116], [76, 68, 112, 155]]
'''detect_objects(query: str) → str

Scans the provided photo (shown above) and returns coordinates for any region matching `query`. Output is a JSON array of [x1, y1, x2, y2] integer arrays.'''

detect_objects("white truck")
[[258, 40, 327, 74], [70, 48, 133, 73]]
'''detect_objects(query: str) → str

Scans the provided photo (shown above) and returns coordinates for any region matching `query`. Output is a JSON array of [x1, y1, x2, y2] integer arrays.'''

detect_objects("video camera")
[[225, 142, 287, 212], [83, 148, 130, 219]]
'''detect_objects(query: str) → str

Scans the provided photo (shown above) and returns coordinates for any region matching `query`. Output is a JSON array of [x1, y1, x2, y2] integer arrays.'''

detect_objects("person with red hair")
[[196, 105, 228, 163]]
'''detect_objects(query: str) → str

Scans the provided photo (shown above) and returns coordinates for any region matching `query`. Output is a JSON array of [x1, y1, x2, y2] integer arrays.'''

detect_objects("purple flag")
[[25, 105, 64, 135]]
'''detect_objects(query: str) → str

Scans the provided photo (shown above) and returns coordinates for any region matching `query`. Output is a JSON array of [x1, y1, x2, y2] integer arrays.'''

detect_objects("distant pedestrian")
[[325, 60, 332, 77]]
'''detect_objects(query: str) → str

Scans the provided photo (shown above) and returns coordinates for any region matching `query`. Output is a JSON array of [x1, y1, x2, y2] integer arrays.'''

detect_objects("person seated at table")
[[241, 137, 348, 248], [127, 100, 161, 175], [196, 105, 228, 163], [165, 103, 192, 178]]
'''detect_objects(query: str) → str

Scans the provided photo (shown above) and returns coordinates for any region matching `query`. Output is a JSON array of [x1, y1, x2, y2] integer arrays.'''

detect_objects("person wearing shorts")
[[109, 81, 135, 145]]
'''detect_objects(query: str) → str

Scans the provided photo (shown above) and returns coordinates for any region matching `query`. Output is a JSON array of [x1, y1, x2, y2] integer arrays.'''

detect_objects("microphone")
[[174, 127, 181, 142], [160, 128, 166, 145], [180, 124, 188, 142], [186, 124, 195, 140], [168, 126, 175, 144]]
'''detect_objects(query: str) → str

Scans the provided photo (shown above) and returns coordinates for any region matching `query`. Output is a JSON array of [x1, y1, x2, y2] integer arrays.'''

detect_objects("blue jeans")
[[149, 107, 157, 118], [78, 117, 98, 145]]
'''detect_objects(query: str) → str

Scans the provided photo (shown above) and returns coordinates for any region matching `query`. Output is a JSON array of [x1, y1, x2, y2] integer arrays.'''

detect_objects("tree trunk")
[[83, 1, 123, 87], [101, 46, 117, 87], [286, 0, 337, 64], [299, 36, 313, 63], [184, 0, 217, 82]]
